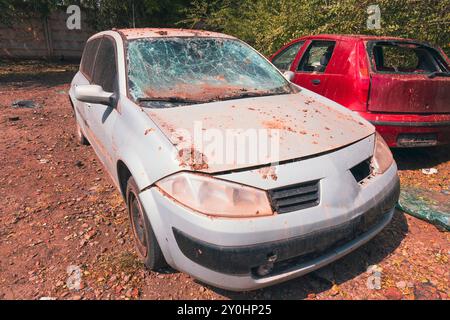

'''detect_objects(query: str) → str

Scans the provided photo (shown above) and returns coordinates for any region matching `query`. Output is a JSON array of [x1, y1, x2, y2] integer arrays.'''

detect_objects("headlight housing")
[[155, 172, 273, 218], [372, 132, 394, 174]]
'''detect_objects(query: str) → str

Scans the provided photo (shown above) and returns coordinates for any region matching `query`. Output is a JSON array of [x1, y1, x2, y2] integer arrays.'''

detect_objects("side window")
[[92, 38, 117, 93], [298, 41, 335, 72], [80, 39, 100, 79], [272, 41, 304, 71]]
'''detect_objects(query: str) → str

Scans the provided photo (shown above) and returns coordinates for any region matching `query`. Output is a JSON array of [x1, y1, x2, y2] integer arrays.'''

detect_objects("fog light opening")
[[256, 253, 278, 277]]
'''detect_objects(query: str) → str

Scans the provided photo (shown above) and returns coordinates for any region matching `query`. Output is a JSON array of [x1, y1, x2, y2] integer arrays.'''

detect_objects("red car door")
[[292, 40, 336, 96]]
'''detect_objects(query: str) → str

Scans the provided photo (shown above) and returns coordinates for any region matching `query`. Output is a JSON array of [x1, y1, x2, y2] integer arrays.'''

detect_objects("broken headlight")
[[372, 132, 394, 174], [155, 172, 273, 218]]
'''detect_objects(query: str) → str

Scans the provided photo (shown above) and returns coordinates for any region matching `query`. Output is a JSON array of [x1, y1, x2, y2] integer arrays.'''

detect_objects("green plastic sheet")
[[396, 187, 450, 231]]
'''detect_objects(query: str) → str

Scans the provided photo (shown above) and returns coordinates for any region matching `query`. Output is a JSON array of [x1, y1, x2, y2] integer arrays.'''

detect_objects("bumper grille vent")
[[269, 180, 320, 214]]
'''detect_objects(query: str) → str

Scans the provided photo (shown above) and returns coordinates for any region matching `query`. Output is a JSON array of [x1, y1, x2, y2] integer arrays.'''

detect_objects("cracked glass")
[[127, 37, 291, 106]]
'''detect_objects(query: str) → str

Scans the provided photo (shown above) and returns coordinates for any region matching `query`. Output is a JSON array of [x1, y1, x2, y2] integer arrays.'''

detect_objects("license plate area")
[[397, 133, 437, 147]]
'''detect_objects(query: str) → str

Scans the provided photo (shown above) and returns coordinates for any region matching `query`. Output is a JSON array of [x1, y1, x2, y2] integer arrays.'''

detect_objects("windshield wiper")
[[137, 97, 201, 104], [220, 88, 292, 101], [428, 71, 450, 79]]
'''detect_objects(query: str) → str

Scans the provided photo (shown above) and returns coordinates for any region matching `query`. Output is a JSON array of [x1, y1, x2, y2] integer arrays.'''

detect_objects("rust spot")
[[262, 119, 295, 132], [177, 146, 209, 170], [144, 128, 155, 135], [118, 28, 234, 40], [258, 166, 278, 181]]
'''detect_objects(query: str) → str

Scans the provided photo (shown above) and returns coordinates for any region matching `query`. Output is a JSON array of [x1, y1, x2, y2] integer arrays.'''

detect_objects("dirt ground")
[[0, 61, 448, 300]]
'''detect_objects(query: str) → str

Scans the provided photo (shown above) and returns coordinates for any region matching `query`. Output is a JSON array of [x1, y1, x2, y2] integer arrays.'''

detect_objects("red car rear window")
[[367, 41, 449, 75]]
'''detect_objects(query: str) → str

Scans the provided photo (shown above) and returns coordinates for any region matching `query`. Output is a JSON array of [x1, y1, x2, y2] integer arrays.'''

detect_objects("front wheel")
[[126, 176, 167, 270]]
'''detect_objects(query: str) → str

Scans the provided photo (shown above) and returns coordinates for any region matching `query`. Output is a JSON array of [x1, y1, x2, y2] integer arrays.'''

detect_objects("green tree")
[[182, 0, 450, 55]]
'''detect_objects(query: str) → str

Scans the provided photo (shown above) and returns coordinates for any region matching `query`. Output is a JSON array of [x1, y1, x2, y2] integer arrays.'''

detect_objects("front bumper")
[[138, 136, 400, 291], [357, 112, 450, 147], [172, 177, 399, 277]]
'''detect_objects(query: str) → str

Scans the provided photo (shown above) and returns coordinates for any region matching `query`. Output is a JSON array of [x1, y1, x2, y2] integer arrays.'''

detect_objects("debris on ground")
[[421, 168, 438, 175], [397, 187, 450, 231], [11, 100, 40, 109]]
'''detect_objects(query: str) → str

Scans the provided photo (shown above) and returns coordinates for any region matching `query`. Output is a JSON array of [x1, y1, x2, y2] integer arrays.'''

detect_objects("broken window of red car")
[[272, 41, 304, 71], [370, 42, 449, 74], [297, 41, 335, 73]]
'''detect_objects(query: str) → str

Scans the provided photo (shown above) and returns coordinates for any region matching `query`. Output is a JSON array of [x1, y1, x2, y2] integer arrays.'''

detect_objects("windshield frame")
[[124, 36, 292, 106]]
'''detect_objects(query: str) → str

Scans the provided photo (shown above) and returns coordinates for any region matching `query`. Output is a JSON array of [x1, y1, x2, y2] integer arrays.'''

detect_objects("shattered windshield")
[[127, 37, 292, 105]]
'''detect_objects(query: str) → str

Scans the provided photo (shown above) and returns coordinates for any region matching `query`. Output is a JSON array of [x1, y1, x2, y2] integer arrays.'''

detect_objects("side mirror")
[[283, 71, 295, 82], [74, 84, 114, 106]]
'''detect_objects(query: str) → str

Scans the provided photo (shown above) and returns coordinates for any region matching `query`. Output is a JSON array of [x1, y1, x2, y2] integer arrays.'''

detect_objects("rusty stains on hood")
[[142, 92, 375, 173], [177, 146, 209, 171]]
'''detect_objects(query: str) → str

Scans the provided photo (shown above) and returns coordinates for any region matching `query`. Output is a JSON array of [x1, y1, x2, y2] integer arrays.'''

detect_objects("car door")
[[271, 40, 305, 72], [85, 36, 120, 174], [293, 40, 336, 95]]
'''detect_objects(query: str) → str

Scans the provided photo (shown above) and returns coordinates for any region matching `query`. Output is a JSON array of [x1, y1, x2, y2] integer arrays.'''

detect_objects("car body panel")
[[270, 34, 450, 147], [367, 73, 450, 114], [118, 28, 236, 40], [143, 90, 374, 173]]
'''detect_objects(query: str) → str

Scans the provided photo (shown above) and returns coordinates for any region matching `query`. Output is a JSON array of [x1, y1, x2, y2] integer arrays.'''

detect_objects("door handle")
[[87, 104, 92, 108], [311, 79, 321, 85]]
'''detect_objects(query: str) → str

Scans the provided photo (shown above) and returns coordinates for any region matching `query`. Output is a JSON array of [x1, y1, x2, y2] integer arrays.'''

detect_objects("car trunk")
[[367, 41, 450, 114]]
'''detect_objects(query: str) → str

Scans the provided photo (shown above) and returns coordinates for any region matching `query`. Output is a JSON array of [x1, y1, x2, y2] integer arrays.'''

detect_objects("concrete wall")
[[0, 11, 94, 59]]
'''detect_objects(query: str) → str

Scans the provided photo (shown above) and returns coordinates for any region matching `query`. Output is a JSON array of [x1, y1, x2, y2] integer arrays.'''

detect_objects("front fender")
[[112, 98, 184, 192]]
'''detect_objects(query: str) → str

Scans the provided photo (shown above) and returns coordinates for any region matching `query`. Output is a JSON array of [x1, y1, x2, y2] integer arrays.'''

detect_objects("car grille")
[[268, 180, 320, 214]]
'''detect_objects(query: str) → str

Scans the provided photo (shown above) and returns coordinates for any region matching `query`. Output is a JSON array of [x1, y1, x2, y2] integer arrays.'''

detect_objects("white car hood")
[[143, 91, 374, 173]]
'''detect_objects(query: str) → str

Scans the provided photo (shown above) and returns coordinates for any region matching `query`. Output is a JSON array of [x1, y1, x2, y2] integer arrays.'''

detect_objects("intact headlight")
[[372, 132, 394, 174], [155, 172, 273, 218]]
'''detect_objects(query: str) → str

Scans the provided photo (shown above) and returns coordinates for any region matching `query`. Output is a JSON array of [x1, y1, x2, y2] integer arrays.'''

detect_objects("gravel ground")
[[0, 60, 448, 300]]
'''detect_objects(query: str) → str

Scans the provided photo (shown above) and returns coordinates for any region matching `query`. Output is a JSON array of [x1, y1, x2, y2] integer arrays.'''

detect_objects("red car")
[[270, 35, 450, 147]]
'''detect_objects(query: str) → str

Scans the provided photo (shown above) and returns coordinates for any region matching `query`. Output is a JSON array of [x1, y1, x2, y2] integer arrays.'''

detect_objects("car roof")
[[114, 28, 236, 40], [298, 34, 421, 43]]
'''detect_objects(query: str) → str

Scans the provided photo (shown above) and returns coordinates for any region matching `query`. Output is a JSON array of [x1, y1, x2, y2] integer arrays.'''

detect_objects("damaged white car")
[[69, 28, 400, 291]]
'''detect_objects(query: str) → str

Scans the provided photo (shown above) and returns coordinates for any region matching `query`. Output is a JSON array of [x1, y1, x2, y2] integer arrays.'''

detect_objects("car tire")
[[126, 176, 167, 271], [76, 121, 90, 145]]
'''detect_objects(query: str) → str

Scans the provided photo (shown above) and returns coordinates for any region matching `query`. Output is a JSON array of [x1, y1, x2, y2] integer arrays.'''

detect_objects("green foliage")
[[0, 0, 62, 25], [0, 0, 191, 30], [80, 0, 191, 30], [1, 0, 448, 56], [182, 0, 450, 56]]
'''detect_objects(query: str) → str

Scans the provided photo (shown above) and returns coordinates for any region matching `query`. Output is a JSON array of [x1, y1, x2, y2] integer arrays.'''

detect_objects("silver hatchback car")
[[69, 28, 400, 291]]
